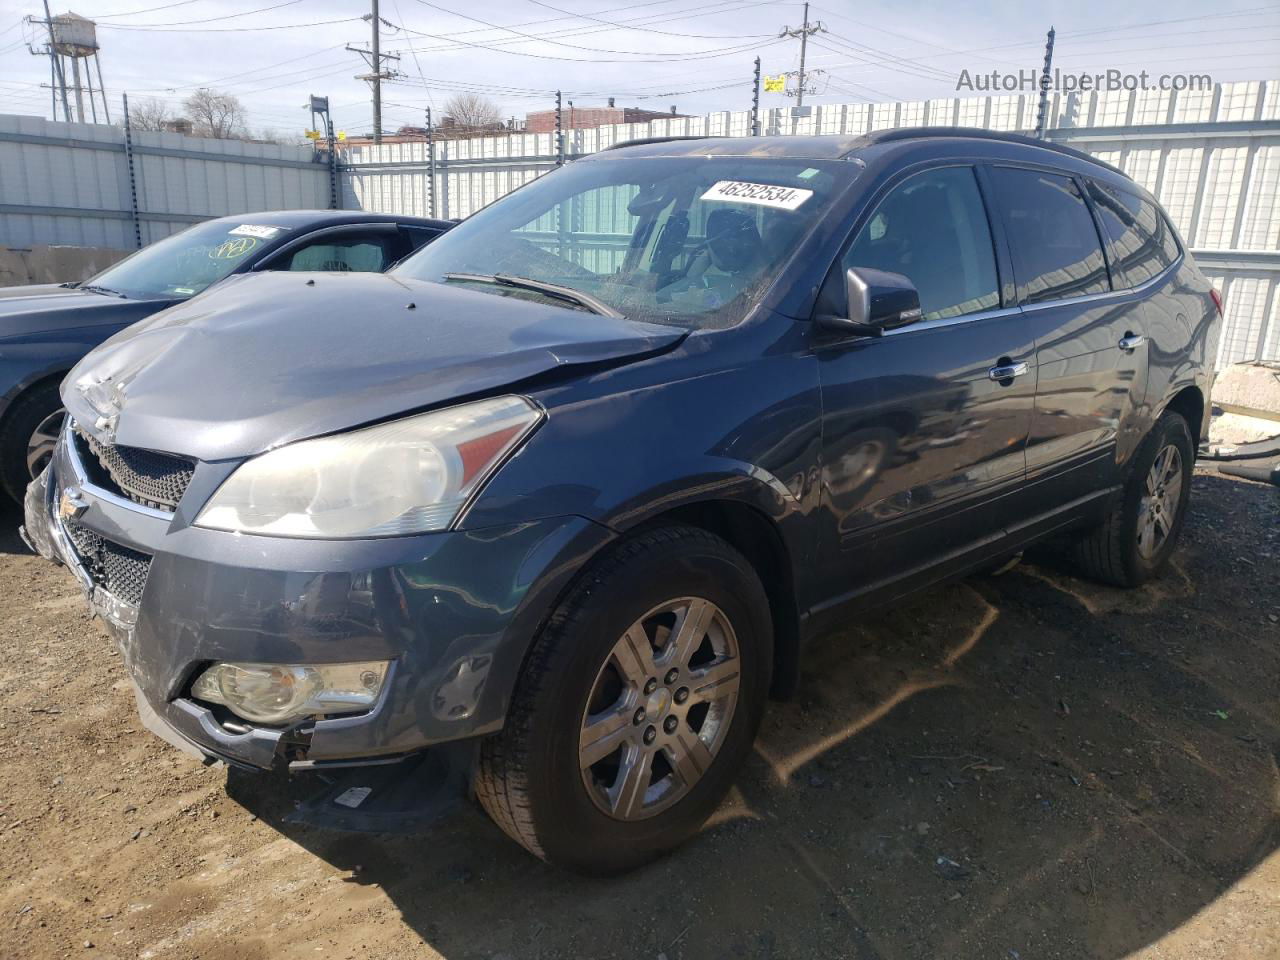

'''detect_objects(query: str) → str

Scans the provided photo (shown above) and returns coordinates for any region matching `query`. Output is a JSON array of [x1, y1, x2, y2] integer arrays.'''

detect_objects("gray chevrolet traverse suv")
[[23, 129, 1220, 874]]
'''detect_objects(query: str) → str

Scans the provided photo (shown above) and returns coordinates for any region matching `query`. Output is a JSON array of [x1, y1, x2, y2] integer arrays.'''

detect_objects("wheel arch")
[[1161, 383, 1207, 442], [631, 499, 802, 700], [0, 367, 69, 424]]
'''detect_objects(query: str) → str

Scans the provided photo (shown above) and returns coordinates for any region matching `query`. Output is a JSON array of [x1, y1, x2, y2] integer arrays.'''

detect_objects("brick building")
[[524, 103, 689, 133]]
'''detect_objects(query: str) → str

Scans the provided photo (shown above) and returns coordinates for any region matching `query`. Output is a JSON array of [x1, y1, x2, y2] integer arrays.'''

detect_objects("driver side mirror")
[[818, 267, 922, 337]]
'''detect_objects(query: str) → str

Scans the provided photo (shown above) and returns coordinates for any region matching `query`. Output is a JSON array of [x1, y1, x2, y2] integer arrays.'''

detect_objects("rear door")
[[811, 163, 1037, 608], [985, 165, 1148, 506]]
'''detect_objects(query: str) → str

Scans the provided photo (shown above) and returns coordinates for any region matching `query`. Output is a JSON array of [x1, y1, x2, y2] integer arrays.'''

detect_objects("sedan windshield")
[[392, 155, 852, 328], [86, 220, 287, 300]]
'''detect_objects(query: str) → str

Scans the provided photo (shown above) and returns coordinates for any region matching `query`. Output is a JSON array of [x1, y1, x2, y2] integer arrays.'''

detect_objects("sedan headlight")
[[190, 660, 391, 726], [195, 395, 541, 538]]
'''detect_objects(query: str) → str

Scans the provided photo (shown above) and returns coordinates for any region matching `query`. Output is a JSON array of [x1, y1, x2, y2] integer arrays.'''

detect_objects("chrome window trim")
[[879, 253, 1182, 337], [62, 419, 175, 521], [881, 304, 1021, 336], [1019, 252, 1182, 314]]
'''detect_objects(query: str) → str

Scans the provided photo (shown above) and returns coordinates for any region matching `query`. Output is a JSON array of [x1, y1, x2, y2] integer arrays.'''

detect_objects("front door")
[[812, 164, 1036, 611]]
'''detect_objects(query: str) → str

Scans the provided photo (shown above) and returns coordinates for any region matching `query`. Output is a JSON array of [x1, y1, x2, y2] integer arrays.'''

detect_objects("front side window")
[[392, 155, 852, 329], [990, 167, 1110, 305], [1088, 181, 1179, 288], [87, 220, 287, 299], [837, 165, 1000, 321], [277, 235, 397, 272]]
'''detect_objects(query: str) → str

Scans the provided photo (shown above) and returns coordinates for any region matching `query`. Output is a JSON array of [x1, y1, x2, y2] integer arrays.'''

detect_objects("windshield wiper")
[[79, 284, 127, 299], [443, 272, 624, 319]]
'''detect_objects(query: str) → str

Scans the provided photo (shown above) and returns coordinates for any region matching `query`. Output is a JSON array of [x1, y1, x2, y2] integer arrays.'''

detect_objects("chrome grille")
[[74, 428, 195, 511], [63, 519, 152, 608]]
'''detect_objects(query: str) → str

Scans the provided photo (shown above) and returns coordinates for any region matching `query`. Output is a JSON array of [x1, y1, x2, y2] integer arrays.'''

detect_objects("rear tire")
[[1073, 410, 1194, 587], [0, 381, 64, 504], [474, 525, 772, 875]]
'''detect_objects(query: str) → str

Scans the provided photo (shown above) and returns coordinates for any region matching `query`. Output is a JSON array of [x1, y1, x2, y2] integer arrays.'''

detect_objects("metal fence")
[[0, 113, 333, 251], [344, 80, 1280, 369]]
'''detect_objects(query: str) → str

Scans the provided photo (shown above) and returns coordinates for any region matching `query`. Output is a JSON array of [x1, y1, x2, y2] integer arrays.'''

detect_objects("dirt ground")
[[0, 469, 1276, 960]]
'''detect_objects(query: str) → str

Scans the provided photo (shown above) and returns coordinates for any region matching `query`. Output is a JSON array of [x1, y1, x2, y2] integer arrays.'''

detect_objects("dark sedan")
[[0, 210, 451, 501]]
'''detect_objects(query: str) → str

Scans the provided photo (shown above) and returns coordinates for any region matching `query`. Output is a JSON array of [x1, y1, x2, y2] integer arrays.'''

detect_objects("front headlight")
[[195, 395, 541, 538], [190, 660, 391, 726]]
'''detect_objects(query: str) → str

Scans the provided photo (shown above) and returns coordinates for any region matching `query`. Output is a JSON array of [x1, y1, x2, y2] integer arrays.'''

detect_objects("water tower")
[[33, 10, 111, 123]]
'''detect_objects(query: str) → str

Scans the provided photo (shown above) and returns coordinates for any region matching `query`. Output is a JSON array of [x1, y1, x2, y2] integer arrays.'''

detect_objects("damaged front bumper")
[[22, 423, 613, 790]]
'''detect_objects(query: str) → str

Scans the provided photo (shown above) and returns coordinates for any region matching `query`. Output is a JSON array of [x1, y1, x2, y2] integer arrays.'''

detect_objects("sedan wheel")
[[580, 597, 740, 821]]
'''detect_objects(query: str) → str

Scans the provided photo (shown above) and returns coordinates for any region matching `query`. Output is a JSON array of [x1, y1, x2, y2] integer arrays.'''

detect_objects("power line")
[[98, 16, 361, 33], [522, 0, 773, 40], [399, 0, 779, 58], [93, 0, 204, 19]]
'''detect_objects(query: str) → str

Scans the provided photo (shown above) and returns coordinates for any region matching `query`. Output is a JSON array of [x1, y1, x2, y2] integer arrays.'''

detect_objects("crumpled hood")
[[64, 271, 684, 462]]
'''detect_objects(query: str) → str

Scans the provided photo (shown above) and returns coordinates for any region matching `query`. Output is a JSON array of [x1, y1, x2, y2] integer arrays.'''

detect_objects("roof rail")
[[605, 135, 720, 151], [852, 126, 1123, 174]]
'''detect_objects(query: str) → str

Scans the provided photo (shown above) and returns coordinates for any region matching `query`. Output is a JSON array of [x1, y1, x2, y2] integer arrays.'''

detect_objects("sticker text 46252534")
[[700, 181, 814, 211]]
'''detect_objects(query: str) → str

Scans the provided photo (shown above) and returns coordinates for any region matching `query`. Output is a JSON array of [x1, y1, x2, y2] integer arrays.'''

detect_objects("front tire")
[[474, 525, 772, 875], [1073, 410, 1194, 587]]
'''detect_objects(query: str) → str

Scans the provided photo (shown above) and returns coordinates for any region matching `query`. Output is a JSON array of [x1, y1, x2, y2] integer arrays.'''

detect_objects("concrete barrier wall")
[[0, 244, 131, 287]]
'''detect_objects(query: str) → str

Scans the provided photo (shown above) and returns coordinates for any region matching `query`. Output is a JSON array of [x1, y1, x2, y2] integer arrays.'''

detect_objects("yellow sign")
[[763, 74, 786, 93], [305, 129, 320, 140], [336, 130, 346, 141], [210, 237, 258, 260]]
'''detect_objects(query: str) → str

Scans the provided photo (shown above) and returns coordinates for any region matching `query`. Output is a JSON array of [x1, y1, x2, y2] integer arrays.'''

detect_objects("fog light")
[[190, 660, 390, 726]]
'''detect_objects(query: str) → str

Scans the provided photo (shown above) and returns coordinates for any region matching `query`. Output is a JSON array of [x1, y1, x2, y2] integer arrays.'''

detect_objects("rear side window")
[[989, 167, 1109, 305], [1087, 181, 1180, 287], [839, 165, 1000, 321]]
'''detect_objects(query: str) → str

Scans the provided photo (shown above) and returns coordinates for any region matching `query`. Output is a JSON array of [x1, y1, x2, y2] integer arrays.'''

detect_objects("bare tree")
[[182, 88, 247, 140], [128, 97, 173, 132], [442, 92, 503, 131]]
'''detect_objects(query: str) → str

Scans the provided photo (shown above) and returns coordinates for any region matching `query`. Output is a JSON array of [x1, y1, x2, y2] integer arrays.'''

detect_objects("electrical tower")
[[778, 2, 825, 125], [27, 5, 111, 124], [347, 0, 401, 144]]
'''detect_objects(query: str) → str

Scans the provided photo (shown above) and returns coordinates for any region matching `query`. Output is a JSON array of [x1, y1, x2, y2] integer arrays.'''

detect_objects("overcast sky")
[[2, 0, 1278, 139]]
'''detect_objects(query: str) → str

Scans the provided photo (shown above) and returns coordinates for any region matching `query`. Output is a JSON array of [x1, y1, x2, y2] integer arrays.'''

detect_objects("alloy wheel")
[[579, 597, 740, 821], [27, 408, 65, 479], [1136, 442, 1183, 560]]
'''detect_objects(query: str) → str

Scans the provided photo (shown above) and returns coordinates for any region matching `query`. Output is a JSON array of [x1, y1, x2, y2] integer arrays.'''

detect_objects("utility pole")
[[555, 90, 564, 166], [35, 0, 70, 122], [347, 1, 400, 144], [371, 0, 381, 140], [780, 3, 824, 112], [751, 56, 761, 136], [425, 106, 436, 218], [1034, 26, 1056, 139]]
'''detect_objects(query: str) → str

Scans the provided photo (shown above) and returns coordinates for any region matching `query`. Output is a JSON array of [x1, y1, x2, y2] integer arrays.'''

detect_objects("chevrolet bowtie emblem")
[[59, 486, 88, 522]]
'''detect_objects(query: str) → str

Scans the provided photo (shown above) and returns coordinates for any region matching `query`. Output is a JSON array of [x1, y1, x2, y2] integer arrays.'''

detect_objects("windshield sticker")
[[210, 237, 258, 259], [701, 180, 813, 211], [228, 224, 283, 239], [172, 286, 196, 295], [797, 167, 820, 180]]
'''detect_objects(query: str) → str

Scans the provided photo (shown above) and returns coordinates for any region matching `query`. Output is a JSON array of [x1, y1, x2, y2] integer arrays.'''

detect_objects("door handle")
[[1118, 333, 1146, 351], [988, 361, 1028, 382]]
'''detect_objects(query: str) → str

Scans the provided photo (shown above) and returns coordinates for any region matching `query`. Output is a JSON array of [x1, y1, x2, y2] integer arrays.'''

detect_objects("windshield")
[[392, 155, 852, 328], [88, 219, 287, 299]]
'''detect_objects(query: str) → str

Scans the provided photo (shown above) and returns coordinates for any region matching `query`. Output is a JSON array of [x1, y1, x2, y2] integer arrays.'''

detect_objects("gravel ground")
[[0, 470, 1277, 960]]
